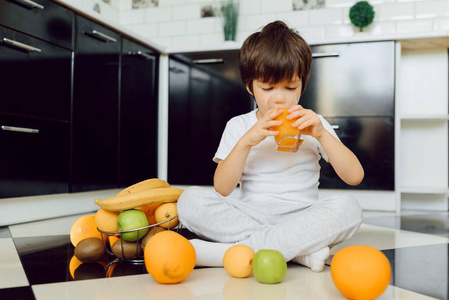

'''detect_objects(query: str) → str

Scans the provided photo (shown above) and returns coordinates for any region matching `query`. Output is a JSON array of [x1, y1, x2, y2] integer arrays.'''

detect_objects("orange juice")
[[273, 108, 303, 152]]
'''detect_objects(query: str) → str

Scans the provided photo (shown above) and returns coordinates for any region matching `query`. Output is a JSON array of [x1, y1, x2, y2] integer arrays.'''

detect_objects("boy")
[[177, 21, 364, 272]]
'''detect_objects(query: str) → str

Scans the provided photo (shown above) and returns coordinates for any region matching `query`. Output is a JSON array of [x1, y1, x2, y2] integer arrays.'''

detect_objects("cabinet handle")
[[128, 51, 153, 60], [85, 30, 117, 43], [312, 52, 339, 58], [136, 50, 153, 60], [13, 0, 44, 10], [1, 38, 42, 53], [1, 125, 39, 134], [331, 125, 340, 130], [192, 58, 225, 64]]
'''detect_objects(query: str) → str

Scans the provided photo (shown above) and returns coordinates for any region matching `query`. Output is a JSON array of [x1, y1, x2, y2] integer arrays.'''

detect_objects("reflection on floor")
[[0, 210, 448, 299]]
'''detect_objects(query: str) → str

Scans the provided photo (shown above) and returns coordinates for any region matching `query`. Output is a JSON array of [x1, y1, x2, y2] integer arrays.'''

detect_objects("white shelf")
[[400, 186, 449, 195], [400, 114, 449, 121], [396, 45, 449, 211]]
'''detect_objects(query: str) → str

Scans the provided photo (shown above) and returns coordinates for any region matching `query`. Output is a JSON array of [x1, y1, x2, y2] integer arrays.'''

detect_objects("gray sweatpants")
[[177, 186, 363, 262]]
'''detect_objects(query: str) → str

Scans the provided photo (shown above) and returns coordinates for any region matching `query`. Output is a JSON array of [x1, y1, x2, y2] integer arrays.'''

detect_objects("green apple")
[[252, 249, 287, 284], [117, 209, 149, 241]]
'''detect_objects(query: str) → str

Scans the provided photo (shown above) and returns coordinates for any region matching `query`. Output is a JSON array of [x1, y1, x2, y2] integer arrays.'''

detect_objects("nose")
[[268, 92, 296, 109]]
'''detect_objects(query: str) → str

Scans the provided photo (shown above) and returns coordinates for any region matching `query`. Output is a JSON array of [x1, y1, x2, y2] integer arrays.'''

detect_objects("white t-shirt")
[[213, 109, 340, 220]]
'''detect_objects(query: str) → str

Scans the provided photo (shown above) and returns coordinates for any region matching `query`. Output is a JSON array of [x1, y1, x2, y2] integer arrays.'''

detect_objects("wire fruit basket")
[[98, 215, 180, 264]]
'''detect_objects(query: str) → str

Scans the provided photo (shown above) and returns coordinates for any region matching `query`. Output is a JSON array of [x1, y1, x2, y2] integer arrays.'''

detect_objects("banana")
[[116, 178, 171, 196], [95, 187, 184, 211]]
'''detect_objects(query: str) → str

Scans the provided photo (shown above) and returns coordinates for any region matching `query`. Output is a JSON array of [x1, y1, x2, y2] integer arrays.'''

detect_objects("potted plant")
[[221, 0, 239, 41], [349, 1, 375, 32]]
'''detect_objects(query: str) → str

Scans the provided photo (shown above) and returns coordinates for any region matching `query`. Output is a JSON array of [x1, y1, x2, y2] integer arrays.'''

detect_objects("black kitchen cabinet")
[[0, 21, 72, 198], [71, 16, 121, 192], [168, 54, 252, 185], [0, 25, 72, 121], [301, 41, 396, 190], [119, 38, 158, 187], [1, 4, 160, 198], [0, 115, 69, 197], [0, 0, 74, 50], [302, 42, 395, 117]]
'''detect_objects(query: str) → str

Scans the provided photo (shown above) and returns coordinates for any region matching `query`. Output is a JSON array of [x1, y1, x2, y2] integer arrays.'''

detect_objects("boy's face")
[[247, 75, 302, 116]]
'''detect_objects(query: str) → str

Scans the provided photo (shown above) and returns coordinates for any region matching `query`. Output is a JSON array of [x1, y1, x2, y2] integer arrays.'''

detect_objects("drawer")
[[301, 42, 395, 117], [0, 115, 69, 198], [0, 0, 73, 49], [0, 25, 72, 121], [76, 15, 120, 54]]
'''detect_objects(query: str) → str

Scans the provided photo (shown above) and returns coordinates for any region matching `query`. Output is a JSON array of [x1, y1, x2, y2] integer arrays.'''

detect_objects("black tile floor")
[[0, 211, 448, 299]]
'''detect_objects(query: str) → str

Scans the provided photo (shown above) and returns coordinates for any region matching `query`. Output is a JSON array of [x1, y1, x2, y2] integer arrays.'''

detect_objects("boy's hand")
[[288, 105, 326, 139], [241, 108, 282, 147]]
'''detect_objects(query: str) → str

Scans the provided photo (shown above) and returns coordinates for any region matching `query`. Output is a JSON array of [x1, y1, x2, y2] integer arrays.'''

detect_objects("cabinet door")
[[120, 38, 158, 187], [301, 42, 395, 117], [71, 16, 120, 192], [0, 0, 73, 50], [0, 115, 69, 198], [0, 25, 71, 121], [168, 58, 251, 185]]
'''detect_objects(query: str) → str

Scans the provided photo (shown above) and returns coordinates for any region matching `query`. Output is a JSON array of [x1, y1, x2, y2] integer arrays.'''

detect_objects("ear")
[[245, 84, 253, 95]]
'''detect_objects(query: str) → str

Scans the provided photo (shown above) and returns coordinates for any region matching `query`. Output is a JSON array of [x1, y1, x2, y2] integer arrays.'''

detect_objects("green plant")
[[349, 1, 375, 32], [221, 0, 239, 41]]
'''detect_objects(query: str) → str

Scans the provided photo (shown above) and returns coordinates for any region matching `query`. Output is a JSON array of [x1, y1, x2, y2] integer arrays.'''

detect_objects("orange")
[[154, 203, 179, 229], [136, 203, 163, 225], [107, 235, 120, 248], [69, 255, 83, 280], [144, 231, 196, 284], [223, 245, 255, 278], [330, 245, 391, 300], [95, 208, 120, 232], [273, 108, 301, 145], [70, 215, 103, 247]]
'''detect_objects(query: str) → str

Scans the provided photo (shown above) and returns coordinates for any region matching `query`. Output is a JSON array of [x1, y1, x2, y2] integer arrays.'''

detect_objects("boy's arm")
[[290, 105, 364, 186], [316, 131, 364, 186], [213, 139, 252, 196], [214, 108, 282, 196]]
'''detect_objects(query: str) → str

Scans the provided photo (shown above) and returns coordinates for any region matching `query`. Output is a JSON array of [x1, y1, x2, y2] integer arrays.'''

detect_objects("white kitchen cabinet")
[[396, 45, 449, 211]]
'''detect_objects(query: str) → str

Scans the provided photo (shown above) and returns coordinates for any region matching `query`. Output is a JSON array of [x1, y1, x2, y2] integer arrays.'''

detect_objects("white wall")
[[68, 0, 449, 50]]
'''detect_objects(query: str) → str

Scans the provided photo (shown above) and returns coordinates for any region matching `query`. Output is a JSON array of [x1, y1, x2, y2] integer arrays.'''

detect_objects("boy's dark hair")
[[239, 20, 312, 95]]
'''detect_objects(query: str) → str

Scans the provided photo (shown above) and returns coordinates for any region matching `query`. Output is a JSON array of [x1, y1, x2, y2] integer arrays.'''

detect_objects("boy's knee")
[[325, 194, 363, 224], [177, 186, 218, 222], [339, 194, 363, 223], [177, 186, 201, 216]]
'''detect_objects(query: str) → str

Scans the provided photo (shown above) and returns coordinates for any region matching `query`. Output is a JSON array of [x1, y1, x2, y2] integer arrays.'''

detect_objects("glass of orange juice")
[[272, 108, 303, 152]]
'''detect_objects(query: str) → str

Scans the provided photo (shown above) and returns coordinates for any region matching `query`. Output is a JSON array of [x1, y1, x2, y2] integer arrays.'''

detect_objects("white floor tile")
[[32, 264, 437, 300], [0, 238, 29, 289]]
